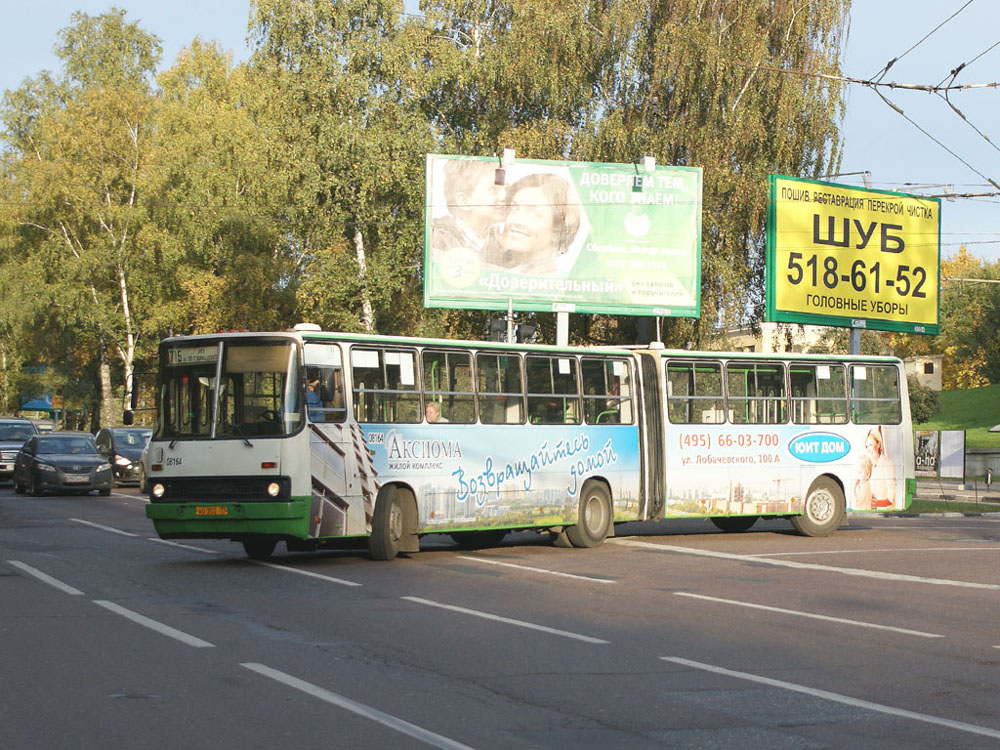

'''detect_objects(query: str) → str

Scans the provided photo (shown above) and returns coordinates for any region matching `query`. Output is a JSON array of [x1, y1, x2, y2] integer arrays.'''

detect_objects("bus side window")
[[304, 343, 347, 423], [851, 365, 901, 424], [791, 364, 847, 425], [526, 355, 580, 425], [423, 349, 475, 423], [582, 357, 633, 425], [476, 353, 524, 425], [666, 361, 723, 424], [726, 361, 786, 425], [351, 347, 420, 424]]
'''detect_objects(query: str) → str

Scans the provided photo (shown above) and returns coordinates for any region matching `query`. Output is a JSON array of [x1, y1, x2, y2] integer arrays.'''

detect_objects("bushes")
[[908, 375, 941, 424]]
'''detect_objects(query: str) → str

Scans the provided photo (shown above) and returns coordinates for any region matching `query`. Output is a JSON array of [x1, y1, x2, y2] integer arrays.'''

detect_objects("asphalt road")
[[2, 484, 999, 749]]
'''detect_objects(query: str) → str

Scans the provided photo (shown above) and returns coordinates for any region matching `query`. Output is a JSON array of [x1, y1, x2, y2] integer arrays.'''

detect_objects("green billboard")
[[424, 154, 702, 316]]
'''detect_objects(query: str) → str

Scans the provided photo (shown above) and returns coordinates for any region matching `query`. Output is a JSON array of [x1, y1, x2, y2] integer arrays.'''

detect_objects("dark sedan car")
[[94, 426, 152, 486], [0, 417, 39, 481], [13, 433, 112, 496]]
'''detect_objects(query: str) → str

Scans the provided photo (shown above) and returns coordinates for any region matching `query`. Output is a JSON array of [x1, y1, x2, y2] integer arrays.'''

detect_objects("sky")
[[1, 1, 998, 263]]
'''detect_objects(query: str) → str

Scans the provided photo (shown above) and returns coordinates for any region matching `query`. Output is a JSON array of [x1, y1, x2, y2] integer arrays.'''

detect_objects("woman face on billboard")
[[502, 186, 556, 257], [497, 173, 580, 273]]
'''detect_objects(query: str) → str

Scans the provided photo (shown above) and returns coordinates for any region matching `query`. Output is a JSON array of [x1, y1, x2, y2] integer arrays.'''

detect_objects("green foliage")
[[913, 384, 1000, 451], [1, 1, 853, 415], [906, 375, 940, 425], [891, 247, 1000, 388]]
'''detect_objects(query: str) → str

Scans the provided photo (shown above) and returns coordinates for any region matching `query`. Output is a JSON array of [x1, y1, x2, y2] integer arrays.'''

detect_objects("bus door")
[[303, 342, 361, 537]]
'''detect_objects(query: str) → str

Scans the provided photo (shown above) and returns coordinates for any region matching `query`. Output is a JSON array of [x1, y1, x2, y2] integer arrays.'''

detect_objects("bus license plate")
[[195, 506, 228, 516]]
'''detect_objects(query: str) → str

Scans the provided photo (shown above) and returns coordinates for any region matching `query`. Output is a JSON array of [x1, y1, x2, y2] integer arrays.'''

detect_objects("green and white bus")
[[142, 326, 914, 559]]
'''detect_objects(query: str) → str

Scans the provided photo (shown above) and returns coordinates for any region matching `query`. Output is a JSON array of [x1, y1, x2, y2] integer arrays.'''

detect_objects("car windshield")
[[111, 429, 152, 447], [37, 437, 98, 455], [0, 424, 34, 440]]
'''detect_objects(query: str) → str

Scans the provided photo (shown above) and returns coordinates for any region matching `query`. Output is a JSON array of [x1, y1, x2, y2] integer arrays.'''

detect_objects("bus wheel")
[[566, 482, 612, 548], [710, 516, 758, 533], [370, 487, 418, 560], [792, 478, 845, 537], [450, 530, 507, 550], [243, 537, 277, 560]]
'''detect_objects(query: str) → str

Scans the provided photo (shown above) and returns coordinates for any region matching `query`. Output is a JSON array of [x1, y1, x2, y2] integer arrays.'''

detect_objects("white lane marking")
[[613, 539, 1000, 591], [69, 518, 138, 537], [674, 592, 943, 639], [402, 596, 609, 644], [662, 656, 1000, 740], [92, 600, 214, 648], [241, 662, 476, 750], [750, 545, 1000, 557], [253, 560, 362, 587], [7, 560, 84, 596], [456, 555, 616, 584], [149, 538, 220, 554]]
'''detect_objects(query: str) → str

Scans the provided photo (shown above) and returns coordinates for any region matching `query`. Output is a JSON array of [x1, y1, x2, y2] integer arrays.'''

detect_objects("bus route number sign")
[[766, 175, 940, 335]]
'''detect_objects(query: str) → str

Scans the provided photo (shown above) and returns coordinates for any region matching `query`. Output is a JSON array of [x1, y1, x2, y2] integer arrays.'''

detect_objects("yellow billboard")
[[766, 175, 940, 334]]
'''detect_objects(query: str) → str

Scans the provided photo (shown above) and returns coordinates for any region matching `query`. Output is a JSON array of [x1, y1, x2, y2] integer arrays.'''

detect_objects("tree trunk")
[[353, 225, 375, 333], [99, 341, 115, 429]]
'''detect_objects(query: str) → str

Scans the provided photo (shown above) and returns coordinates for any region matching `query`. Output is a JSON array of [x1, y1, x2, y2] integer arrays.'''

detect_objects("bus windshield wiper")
[[231, 422, 253, 447]]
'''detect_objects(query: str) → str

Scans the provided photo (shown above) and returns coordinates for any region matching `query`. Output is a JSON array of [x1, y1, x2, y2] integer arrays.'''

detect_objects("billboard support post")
[[849, 327, 861, 356], [556, 312, 569, 347]]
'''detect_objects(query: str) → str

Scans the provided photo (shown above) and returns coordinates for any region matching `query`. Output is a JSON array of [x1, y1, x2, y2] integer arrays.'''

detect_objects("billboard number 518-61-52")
[[786, 253, 928, 298]]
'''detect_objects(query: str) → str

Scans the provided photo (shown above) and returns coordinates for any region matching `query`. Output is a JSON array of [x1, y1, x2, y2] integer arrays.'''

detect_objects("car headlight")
[[97, 462, 112, 472], [35, 462, 57, 472], [114, 455, 131, 467]]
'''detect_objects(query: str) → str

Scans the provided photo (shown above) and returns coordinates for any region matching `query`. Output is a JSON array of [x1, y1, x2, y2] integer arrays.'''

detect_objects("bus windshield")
[[156, 338, 302, 439]]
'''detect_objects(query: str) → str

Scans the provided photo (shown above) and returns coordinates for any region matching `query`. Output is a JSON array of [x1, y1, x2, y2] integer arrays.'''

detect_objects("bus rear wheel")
[[710, 516, 758, 533], [791, 478, 845, 537], [242, 537, 277, 560], [565, 482, 612, 548]]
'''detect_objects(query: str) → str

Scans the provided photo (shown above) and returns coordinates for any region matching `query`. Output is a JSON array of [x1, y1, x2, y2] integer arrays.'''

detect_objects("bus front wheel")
[[370, 486, 418, 560], [791, 478, 845, 537], [243, 537, 277, 560], [566, 482, 612, 548]]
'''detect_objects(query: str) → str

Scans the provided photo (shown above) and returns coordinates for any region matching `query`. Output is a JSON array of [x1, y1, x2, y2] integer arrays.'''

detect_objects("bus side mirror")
[[123, 410, 135, 426]]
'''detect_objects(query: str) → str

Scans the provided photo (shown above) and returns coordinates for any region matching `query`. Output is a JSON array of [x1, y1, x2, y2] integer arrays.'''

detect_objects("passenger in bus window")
[[306, 369, 323, 421], [425, 402, 448, 423]]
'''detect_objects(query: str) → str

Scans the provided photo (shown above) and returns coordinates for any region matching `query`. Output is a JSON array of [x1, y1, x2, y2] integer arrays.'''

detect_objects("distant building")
[[721, 322, 831, 354], [903, 355, 943, 391]]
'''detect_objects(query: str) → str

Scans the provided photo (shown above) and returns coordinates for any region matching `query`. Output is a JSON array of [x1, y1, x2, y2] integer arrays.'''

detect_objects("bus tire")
[[791, 477, 845, 537], [565, 481, 612, 548], [370, 486, 418, 560], [710, 516, 758, 533], [450, 530, 507, 550], [243, 537, 277, 560]]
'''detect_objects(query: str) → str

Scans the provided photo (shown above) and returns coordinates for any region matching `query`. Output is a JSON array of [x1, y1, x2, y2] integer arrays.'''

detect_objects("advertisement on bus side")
[[665, 423, 906, 516], [308, 422, 643, 536]]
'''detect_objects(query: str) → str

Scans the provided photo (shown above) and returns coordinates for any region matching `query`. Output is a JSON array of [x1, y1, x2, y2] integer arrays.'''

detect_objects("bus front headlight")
[[151, 483, 165, 499], [267, 482, 281, 498]]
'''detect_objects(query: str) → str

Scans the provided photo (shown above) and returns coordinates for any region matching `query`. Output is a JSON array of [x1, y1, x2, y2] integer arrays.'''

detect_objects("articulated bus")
[[142, 326, 914, 560]]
